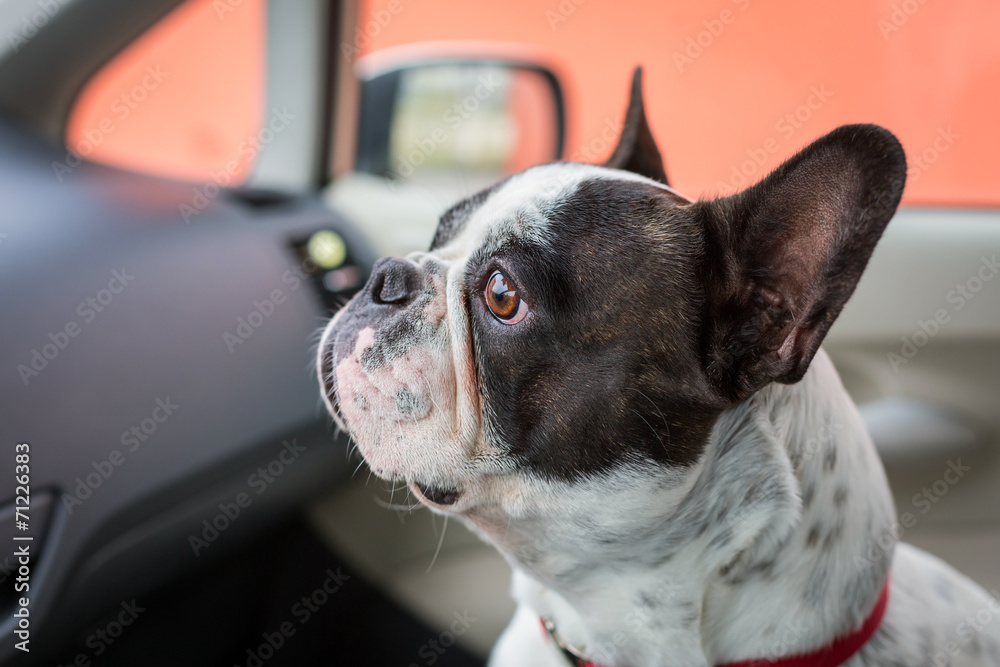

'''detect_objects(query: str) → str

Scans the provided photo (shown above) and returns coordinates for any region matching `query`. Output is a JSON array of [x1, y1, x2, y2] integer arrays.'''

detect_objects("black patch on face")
[[358, 304, 429, 373], [462, 178, 726, 480], [395, 388, 426, 416]]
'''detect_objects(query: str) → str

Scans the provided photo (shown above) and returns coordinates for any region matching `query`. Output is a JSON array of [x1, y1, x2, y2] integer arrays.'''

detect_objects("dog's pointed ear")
[[698, 124, 906, 402], [604, 67, 669, 185]]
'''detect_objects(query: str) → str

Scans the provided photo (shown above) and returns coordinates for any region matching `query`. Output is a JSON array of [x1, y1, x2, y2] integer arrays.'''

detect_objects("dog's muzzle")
[[320, 256, 425, 404], [318, 251, 462, 501]]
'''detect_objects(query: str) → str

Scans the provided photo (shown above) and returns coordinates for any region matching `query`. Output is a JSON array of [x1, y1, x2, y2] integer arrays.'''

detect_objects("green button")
[[307, 230, 347, 269]]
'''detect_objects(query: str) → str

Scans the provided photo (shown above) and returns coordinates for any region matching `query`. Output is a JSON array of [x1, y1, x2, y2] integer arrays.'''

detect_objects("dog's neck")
[[468, 351, 896, 667]]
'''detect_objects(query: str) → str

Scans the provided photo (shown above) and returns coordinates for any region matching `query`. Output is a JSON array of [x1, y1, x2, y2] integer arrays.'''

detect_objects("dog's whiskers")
[[627, 387, 671, 435], [344, 438, 361, 462], [384, 478, 409, 507], [426, 392, 445, 419], [426, 515, 448, 574], [630, 407, 667, 454], [374, 496, 424, 512]]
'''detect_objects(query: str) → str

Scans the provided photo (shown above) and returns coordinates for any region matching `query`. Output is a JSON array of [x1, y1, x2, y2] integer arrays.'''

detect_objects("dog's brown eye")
[[485, 271, 527, 324]]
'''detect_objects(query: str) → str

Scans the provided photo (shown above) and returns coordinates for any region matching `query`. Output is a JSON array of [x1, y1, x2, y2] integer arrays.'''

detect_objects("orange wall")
[[358, 0, 1000, 206]]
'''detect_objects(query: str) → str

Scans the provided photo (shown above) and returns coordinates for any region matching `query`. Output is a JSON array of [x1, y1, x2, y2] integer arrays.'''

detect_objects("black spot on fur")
[[821, 520, 843, 551], [679, 600, 700, 628], [802, 482, 816, 510], [969, 633, 981, 657], [806, 523, 821, 548], [824, 445, 838, 472], [833, 484, 848, 508], [636, 593, 658, 610]]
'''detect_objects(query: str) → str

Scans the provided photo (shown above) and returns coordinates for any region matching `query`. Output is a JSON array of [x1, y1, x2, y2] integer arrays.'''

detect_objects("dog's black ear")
[[698, 124, 906, 402], [604, 67, 669, 185]]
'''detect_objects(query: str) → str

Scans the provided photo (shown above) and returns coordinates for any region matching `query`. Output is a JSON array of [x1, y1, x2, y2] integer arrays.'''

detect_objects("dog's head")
[[317, 69, 905, 570]]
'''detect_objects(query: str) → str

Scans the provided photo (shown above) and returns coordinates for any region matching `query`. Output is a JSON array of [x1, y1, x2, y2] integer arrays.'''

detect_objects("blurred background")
[[1, 0, 999, 664]]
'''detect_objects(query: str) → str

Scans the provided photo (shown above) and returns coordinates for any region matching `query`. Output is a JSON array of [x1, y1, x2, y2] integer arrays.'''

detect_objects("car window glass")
[[65, 0, 265, 185]]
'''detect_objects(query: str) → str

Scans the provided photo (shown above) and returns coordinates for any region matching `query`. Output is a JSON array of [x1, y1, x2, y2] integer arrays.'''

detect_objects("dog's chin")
[[341, 430, 465, 510]]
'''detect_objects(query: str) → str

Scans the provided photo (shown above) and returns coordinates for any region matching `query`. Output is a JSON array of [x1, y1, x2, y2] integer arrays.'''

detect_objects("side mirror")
[[355, 59, 565, 189]]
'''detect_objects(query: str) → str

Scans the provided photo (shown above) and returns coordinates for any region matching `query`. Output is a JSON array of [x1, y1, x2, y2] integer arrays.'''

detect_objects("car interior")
[[1, 0, 998, 665]]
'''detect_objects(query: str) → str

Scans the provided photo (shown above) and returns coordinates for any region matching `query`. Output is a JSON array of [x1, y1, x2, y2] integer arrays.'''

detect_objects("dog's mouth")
[[410, 481, 461, 506]]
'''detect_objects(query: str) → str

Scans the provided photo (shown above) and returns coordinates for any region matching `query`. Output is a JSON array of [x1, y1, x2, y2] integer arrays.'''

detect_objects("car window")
[[353, 0, 1000, 207], [64, 0, 264, 184]]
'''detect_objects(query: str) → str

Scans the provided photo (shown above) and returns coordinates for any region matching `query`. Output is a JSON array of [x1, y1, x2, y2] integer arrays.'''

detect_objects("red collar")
[[540, 579, 890, 667]]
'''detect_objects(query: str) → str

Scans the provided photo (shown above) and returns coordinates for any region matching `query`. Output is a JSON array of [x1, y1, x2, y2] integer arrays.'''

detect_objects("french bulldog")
[[317, 69, 1000, 666]]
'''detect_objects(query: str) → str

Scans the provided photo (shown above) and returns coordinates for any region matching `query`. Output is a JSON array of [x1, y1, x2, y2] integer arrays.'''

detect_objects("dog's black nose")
[[369, 257, 418, 305]]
